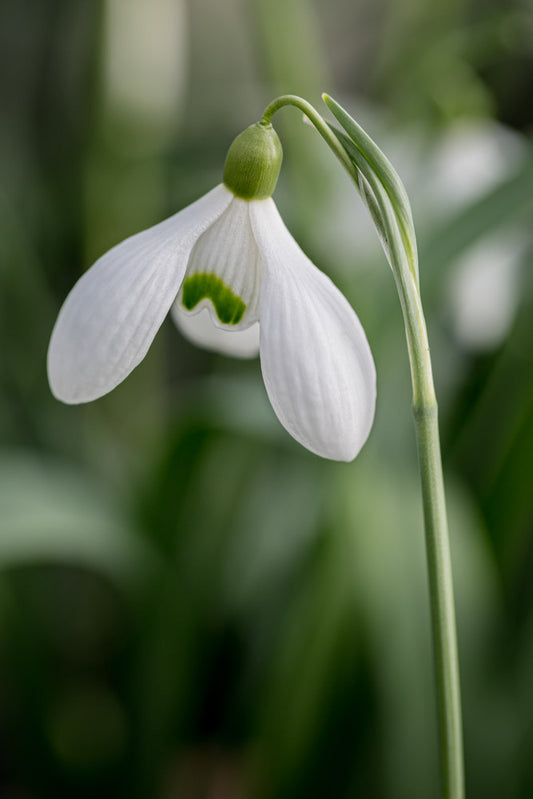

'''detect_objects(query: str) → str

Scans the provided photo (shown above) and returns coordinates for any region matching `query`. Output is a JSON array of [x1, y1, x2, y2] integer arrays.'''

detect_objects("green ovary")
[[182, 273, 246, 325]]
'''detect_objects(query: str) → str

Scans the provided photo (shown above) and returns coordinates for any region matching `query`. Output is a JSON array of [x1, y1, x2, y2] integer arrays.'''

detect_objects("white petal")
[[48, 184, 232, 403], [172, 306, 260, 358], [250, 199, 376, 461], [176, 196, 261, 329]]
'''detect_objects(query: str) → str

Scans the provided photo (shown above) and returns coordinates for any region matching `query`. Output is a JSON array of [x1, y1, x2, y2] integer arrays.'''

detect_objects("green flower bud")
[[223, 123, 283, 200]]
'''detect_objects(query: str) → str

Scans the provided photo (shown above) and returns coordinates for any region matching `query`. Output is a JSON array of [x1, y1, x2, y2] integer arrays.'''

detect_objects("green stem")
[[414, 406, 464, 799], [261, 95, 358, 180], [262, 95, 464, 798]]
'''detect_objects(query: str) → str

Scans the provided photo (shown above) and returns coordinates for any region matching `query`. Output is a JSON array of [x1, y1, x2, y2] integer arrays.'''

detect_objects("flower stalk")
[[262, 94, 464, 798]]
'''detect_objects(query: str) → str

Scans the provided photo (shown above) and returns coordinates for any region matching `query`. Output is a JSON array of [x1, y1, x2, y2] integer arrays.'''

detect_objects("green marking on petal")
[[182, 274, 246, 325]]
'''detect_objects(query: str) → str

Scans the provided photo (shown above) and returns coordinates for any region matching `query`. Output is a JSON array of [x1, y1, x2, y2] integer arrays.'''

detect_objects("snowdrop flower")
[[48, 122, 376, 460]]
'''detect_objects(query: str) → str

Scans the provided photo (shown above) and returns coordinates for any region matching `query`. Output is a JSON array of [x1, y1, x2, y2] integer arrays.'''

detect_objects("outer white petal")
[[250, 199, 376, 461], [48, 185, 232, 403], [172, 306, 260, 358]]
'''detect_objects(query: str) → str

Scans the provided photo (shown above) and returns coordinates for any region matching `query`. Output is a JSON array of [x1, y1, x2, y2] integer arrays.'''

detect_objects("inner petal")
[[178, 198, 261, 329]]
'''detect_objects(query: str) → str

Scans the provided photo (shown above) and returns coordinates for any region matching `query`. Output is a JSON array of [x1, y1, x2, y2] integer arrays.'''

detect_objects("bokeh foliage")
[[1, 0, 533, 796]]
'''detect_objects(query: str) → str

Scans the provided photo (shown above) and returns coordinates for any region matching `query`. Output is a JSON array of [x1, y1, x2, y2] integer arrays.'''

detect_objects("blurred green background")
[[1, 0, 533, 796]]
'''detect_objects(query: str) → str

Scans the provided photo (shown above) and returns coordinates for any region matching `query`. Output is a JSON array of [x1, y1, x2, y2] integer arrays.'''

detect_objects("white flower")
[[48, 125, 376, 461]]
